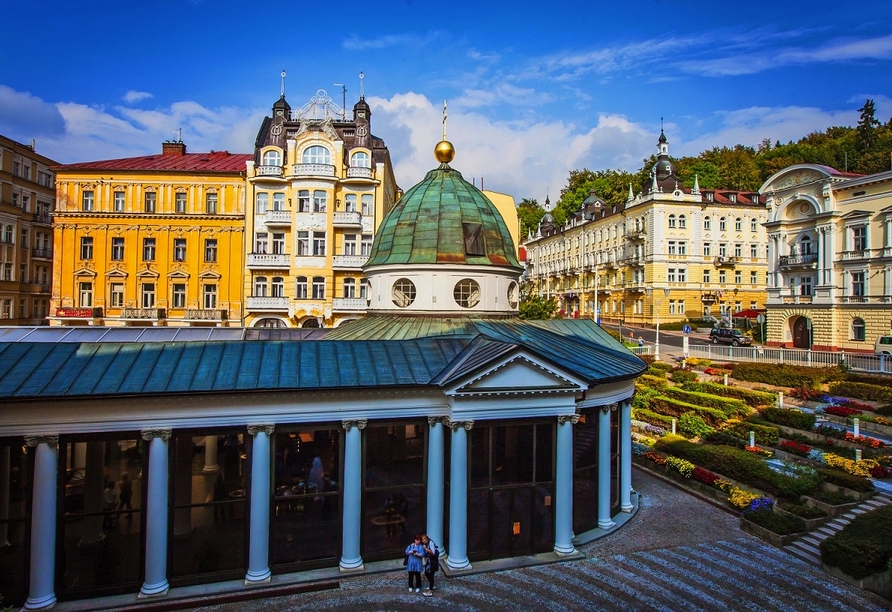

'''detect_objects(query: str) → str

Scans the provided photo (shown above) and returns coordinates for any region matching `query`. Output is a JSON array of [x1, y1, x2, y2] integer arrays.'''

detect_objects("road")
[[599, 321, 712, 350]]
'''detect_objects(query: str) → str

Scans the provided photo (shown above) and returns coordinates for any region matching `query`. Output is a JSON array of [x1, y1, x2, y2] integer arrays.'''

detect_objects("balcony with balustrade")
[[122, 307, 166, 321], [291, 163, 336, 179], [184, 308, 228, 322], [838, 249, 873, 262], [32, 212, 52, 225], [247, 253, 290, 269], [246, 296, 289, 311], [342, 167, 376, 184], [333, 211, 362, 228], [264, 209, 292, 227], [32, 247, 53, 260], [781, 295, 814, 305], [839, 294, 889, 304], [250, 165, 286, 183], [332, 254, 367, 269], [332, 297, 367, 312], [777, 252, 818, 268], [713, 256, 738, 267]]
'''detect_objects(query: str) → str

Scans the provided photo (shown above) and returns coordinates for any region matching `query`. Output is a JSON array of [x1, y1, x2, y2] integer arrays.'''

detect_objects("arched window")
[[271, 276, 284, 297], [704, 216, 711, 231], [719, 217, 727, 231], [262, 149, 282, 166], [678, 214, 686, 229], [751, 218, 758, 232], [351, 151, 370, 168], [852, 317, 866, 341], [668, 214, 676, 228], [799, 235, 812, 255], [254, 276, 268, 297], [735, 217, 742, 231], [255, 317, 286, 328], [343, 277, 357, 298], [302, 146, 330, 165]]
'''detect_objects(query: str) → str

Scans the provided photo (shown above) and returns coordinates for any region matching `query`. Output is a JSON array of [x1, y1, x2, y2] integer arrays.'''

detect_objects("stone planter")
[[772, 446, 812, 463], [819, 481, 875, 502], [801, 495, 860, 518], [633, 456, 759, 507], [739, 516, 804, 548], [822, 564, 892, 600], [774, 503, 830, 531], [858, 419, 892, 438]]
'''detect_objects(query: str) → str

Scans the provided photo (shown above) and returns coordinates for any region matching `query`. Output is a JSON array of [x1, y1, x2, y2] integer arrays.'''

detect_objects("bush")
[[703, 430, 747, 449], [637, 353, 656, 366], [681, 381, 776, 407], [846, 372, 892, 389], [743, 508, 805, 535], [647, 367, 668, 378], [817, 468, 874, 493], [759, 407, 816, 430], [639, 374, 670, 388], [649, 361, 673, 372], [650, 396, 729, 427], [725, 421, 780, 446], [875, 404, 892, 417], [660, 387, 750, 417], [669, 369, 698, 384], [778, 501, 827, 519], [731, 362, 843, 389], [633, 408, 674, 428], [811, 489, 856, 505], [632, 385, 662, 409], [678, 413, 714, 438], [827, 381, 892, 404], [823, 405, 863, 418], [820, 506, 892, 579]]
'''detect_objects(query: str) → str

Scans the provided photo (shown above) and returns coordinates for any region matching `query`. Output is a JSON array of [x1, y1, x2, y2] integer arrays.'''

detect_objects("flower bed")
[[776, 500, 830, 531], [802, 494, 859, 518], [820, 505, 892, 592], [739, 498, 805, 547], [828, 381, 892, 404], [759, 407, 816, 430], [731, 362, 843, 389], [823, 405, 863, 418], [681, 381, 777, 408], [779, 439, 812, 457]]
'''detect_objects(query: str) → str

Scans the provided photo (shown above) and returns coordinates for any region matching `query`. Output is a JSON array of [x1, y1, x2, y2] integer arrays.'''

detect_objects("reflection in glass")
[[0, 441, 29, 607], [573, 412, 599, 533]]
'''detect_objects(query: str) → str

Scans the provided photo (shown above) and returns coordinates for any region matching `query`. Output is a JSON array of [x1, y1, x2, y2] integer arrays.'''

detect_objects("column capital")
[[342, 420, 367, 431], [141, 429, 172, 442], [24, 434, 58, 448], [557, 414, 580, 425], [247, 424, 275, 436], [600, 402, 619, 414], [427, 416, 448, 427], [444, 418, 474, 432]]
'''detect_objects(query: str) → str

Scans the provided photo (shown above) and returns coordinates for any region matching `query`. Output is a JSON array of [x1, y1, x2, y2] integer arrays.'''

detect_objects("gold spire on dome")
[[435, 99, 454, 163]]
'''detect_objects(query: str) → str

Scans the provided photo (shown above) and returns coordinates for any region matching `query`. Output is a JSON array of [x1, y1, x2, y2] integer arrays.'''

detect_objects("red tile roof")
[[51, 151, 252, 174]]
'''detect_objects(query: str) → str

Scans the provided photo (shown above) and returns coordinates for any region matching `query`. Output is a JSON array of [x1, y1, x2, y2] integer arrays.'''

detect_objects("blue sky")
[[2, 0, 891, 201]]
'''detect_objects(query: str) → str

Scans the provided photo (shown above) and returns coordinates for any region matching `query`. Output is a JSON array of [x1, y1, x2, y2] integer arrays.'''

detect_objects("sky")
[[2, 0, 891, 202]]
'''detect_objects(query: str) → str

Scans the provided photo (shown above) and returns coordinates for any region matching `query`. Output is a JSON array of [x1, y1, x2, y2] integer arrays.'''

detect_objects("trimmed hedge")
[[654, 436, 821, 500], [827, 381, 892, 404], [639, 374, 670, 388], [845, 372, 892, 389], [759, 407, 816, 430], [632, 408, 674, 427], [669, 369, 699, 384], [660, 387, 749, 417], [744, 509, 804, 535], [650, 396, 729, 427], [817, 468, 874, 493], [632, 385, 662, 409], [731, 362, 844, 389], [649, 361, 673, 373], [681, 381, 776, 408], [725, 421, 780, 446], [703, 431, 747, 449], [820, 505, 892, 579]]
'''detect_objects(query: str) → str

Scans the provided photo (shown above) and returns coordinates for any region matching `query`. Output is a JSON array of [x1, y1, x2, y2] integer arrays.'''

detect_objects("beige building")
[[244, 87, 400, 328], [762, 164, 892, 352], [0, 135, 56, 325], [525, 131, 769, 327]]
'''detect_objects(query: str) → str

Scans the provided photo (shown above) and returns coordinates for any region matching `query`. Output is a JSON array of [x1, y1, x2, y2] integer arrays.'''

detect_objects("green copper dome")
[[366, 163, 521, 268]]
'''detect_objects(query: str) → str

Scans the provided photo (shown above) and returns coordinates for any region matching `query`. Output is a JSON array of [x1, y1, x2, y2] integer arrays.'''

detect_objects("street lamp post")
[[592, 257, 600, 325], [648, 288, 671, 361]]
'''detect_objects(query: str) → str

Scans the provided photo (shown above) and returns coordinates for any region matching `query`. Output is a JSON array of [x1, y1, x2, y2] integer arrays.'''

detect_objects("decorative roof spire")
[[359, 71, 365, 99], [280, 69, 286, 98], [434, 99, 455, 163], [627, 182, 634, 201], [692, 174, 700, 195], [651, 172, 659, 192]]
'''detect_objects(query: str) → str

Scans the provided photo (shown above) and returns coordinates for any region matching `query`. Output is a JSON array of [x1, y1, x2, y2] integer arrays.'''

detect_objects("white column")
[[23, 435, 59, 611], [445, 419, 473, 571], [340, 420, 366, 572], [140, 429, 171, 599], [0, 446, 9, 548], [597, 405, 616, 530], [619, 400, 634, 512], [203, 435, 219, 473], [245, 424, 274, 584], [554, 414, 578, 556], [426, 417, 445, 555]]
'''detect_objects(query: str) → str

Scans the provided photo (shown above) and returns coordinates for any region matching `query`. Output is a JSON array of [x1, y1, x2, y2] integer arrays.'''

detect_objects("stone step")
[[814, 526, 839, 538], [848, 508, 868, 515], [784, 542, 822, 566], [799, 534, 825, 548]]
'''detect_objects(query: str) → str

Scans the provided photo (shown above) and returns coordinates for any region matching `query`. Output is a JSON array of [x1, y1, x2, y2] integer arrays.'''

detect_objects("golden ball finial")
[[435, 140, 455, 163]]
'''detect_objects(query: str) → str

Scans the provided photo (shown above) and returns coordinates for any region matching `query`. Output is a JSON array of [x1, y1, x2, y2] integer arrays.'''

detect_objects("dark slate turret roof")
[[365, 164, 521, 269]]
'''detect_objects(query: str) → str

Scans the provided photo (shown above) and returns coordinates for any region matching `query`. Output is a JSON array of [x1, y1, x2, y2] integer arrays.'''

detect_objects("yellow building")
[[0, 134, 56, 324], [50, 141, 250, 326], [762, 164, 892, 352], [525, 130, 769, 327], [244, 87, 399, 328]]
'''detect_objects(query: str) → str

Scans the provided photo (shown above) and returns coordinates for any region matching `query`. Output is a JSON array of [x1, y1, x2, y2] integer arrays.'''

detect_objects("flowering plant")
[[744, 445, 772, 457], [743, 497, 775, 515], [780, 440, 812, 457], [665, 456, 696, 477], [844, 432, 886, 449], [728, 487, 761, 509], [823, 405, 863, 418], [807, 448, 825, 463], [875, 415, 892, 426], [641, 450, 666, 465], [823, 453, 880, 477], [691, 467, 720, 487], [789, 387, 823, 401]]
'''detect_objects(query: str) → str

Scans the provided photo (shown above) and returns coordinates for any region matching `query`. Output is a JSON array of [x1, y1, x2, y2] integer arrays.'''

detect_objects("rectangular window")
[[750, 244, 758, 258], [667, 241, 677, 255], [144, 192, 156, 213], [203, 284, 217, 309], [205, 192, 218, 214], [312, 276, 325, 299], [111, 237, 125, 261], [172, 283, 186, 308], [82, 190, 94, 211], [719, 270, 726, 284], [678, 300, 686, 314], [678, 242, 687, 255], [80, 236, 93, 260], [298, 190, 310, 213], [361, 234, 373, 256], [110, 282, 124, 308], [256, 193, 269, 214], [751, 219, 758, 232], [719, 244, 727, 257], [852, 272, 865, 296], [343, 278, 356, 298], [255, 233, 268, 254], [12, 161, 20, 177], [735, 301, 742, 312], [79, 282, 93, 307], [703, 244, 712, 257], [142, 283, 156, 308], [174, 238, 187, 261], [677, 268, 686, 282], [204, 239, 217, 263], [272, 233, 285, 255], [703, 269, 711, 284], [734, 244, 742, 258], [2, 264, 10, 281], [667, 268, 676, 283], [176, 192, 187, 213], [296, 231, 309, 256], [114, 191, 125, 212], [344, 234, 358, 256], [344, 194, 357, 212], [669, 300, 677, 314], [735, 218, 742, 231], [295, 276, 308, 299], [735, 271, 742, 284], [751, 271, 758, 284], [143, 238, 156, 261], [273, 193, 285, 211], [312, 231, 326, 256], [361, 194, 374, 216], [313, 190, 327, 213], [750, 301, 758, 310], [853, 226, 868, 251]]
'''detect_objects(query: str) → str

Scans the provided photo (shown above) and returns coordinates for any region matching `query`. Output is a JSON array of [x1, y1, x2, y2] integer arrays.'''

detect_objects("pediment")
[[167, 270, 190, 279], [449, 354, 586, 395], [198, 269, 222, 280], [136, 268, 160, 279], [74, 267, 97, 278], [104, 269, 128, 278]]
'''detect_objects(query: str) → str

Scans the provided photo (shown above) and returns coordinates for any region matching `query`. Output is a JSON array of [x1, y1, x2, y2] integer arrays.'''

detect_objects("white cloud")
[[342, 31, 440, 51], [122, 90, 153, 104], [0, 85, 66, 142]]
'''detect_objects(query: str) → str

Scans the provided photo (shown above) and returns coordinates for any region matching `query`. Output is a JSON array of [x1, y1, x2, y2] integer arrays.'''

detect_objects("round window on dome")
[[454, 279, 480, 308], [507, 282, 518, 309], [392, 278, 416, 308]]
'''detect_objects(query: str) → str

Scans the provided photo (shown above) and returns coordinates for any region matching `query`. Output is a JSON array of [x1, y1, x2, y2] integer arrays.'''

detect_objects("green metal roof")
[[365, 164, 521, 269]]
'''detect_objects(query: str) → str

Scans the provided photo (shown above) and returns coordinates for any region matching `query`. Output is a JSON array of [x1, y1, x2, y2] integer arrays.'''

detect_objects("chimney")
[[162, 141, 187, 156]]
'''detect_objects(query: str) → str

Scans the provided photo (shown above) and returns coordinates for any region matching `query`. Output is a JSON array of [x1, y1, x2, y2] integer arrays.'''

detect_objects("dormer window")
[[463, 223, 485, 256], [262, 149, 282, 166], [302, 146, 331, 165], [351, 151, 370, 168]]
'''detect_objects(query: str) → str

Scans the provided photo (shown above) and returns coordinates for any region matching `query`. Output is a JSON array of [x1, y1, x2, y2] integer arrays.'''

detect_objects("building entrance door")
[[792, 317, 812, 349], [489, 486, 533, 558]]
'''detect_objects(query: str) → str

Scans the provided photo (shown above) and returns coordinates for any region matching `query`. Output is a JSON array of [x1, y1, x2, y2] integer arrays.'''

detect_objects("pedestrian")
[[638, 336, 644, 348], [404, 534, 425, 593], [102, 481, 117, 530], [118, 472, 133, 519], [421, 534, 439, 596]]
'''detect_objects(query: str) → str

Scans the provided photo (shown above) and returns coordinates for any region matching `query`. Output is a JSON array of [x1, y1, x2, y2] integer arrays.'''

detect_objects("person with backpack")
[[404, 534, 425, 593], [421, 533, 439, 596]]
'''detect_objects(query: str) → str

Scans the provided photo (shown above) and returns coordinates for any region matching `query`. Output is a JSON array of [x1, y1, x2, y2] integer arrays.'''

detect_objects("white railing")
[[246, 296, 289, 310], [333, 211, 362, 226], [256, 165, 284, 177], [332, 255, 367, 268], [332, 297, 367, 311], [185, 308, 227, 320], [346, 167, 373, 178], [291, 163, 335, 177], [264, 209, 291, 225], [123, 308, 165, 320], [687, 344, 892, 373], [631, 346, 652, 356], [247, 253, 290, 268]]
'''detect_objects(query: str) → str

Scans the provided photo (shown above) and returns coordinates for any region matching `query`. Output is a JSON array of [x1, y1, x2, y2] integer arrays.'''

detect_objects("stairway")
[[783, 493, 892, 566]]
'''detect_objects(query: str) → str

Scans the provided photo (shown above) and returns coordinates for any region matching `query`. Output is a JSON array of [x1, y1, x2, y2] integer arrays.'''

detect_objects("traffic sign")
[[756, 314, 765, 324], [682, 324, 692, 334]]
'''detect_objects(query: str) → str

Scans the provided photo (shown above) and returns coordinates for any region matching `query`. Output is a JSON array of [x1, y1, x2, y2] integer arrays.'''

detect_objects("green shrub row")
[[639, 374, 670, 387], [816, 468, 875, 493], [724, 421, 780, 446], [681, 381, 776, 407], [669, 369, 698, 384], [632, 385, 662, 410], [654, 435, 821, 500], [632, 408, 674, 427], [660, 387, 749, 417], [731, 362, 844, 389], [678, 413, 714, 438], [650, 397, 729, 427], [647, 367, 668, 378], [777, 501, 827, 519], [759, 407, 816, 430], [649, 361, 673, 372], [877, 404, 892, 417], [743, 508, 805, 535], [702, 430, 746, 449], [845, 372, 892, 389], [820, 505, 892, 579], [827, 381, 892, 404]]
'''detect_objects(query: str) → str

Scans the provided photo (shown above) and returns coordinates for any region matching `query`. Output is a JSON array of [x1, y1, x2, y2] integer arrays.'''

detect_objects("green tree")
[[516, 197, 545, 238], [518, 289, 557, 320], [856, 99, 880, 151], [553, 168, 634, 225]]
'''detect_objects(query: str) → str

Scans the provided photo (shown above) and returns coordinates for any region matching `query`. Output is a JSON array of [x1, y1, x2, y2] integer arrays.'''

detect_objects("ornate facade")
[[525, 131, 769, 326], [761, 164, 892, 352], [0, 135, 56, 325], [49, 142, 250, 326]]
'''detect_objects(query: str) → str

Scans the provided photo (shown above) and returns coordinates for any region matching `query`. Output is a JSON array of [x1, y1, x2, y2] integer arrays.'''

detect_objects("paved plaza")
[[198, 469, 890, 612]]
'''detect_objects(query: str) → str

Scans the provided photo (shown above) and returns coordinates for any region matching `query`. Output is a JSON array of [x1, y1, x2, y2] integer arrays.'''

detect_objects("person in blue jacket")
[[405, 534, 425, 592]]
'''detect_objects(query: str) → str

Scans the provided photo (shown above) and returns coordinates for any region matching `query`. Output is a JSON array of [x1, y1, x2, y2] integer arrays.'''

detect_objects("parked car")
[[876, 335, 892, 356], [709, 328, 753, 346]]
